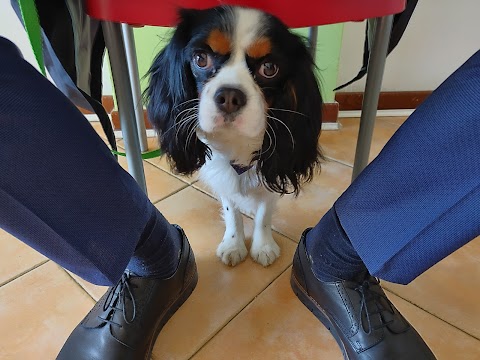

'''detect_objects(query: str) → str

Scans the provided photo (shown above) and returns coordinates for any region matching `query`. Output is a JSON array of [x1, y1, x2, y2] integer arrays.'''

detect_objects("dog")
[[146, 6, 323, 267]]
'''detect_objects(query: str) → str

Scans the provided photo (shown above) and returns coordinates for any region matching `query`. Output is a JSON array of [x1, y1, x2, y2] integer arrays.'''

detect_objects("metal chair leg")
[[351, 15, 394, 181], [121, 24, 149, 153], [102, 21, 147, 194], [308, 26, 318, 59]]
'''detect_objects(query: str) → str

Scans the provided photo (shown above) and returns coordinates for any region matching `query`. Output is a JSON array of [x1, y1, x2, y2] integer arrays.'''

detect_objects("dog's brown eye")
[[193, 52, 213, 69], [259, 62, 279, 79]]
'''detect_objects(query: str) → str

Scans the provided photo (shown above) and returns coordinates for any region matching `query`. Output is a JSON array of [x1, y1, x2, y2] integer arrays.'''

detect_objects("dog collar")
[[230, 162, 252, 175]]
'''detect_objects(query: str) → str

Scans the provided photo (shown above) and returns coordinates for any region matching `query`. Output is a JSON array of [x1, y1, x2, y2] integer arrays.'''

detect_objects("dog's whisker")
[[170, 107, 199, 141], [173, 106, 199, 123], [175, 117, 196, 145], [262, 122, 277, 162], [173, 113, 198, 144], [162, 113, 196, 139], [268, 107, 307, 117], [173, 98, 200, 111], [177, 120, 192, 147], [258, 125, 273, 157], [266, 115, 295, 149], [171, 113, 197, 137], [184, 123, 199, 154]]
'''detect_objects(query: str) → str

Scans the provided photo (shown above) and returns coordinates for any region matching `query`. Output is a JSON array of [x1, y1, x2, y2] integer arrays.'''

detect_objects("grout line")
[[145, 161, 195, 186], [63, 269, 97, 302], [190, 183, 217, 201], [152, 184, 190, 205], [187, 265, 293, 359], [0, 259, 50, 287], [384, 287, 480, 342], [270, 226, 299, 245], [323, 155, 354, 169], [116, 142, 196, 186]]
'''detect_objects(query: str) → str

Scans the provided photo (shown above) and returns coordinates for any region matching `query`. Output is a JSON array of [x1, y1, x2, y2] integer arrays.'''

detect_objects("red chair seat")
[[86, 0, 406, 28]]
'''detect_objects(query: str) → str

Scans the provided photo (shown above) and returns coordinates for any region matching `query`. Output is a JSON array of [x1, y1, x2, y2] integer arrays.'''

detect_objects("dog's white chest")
[[199, 155, 270, 214]]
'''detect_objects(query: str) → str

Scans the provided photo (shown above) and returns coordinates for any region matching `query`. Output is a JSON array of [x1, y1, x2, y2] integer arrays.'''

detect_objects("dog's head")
[[146, 6, 323, 194]]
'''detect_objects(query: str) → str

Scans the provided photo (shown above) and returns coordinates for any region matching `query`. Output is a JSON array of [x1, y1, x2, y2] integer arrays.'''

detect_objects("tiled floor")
[[1, 117, 479, 359]]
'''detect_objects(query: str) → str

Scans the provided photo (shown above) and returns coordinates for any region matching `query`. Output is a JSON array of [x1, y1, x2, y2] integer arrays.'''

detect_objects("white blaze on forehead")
[[232, 7, 266, 60], [196, 7, 268, 139]]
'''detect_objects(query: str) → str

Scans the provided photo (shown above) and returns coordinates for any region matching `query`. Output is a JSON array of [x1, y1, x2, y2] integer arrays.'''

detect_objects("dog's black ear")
[[145, 10, 210, 175], [256, 34, 323, 195]]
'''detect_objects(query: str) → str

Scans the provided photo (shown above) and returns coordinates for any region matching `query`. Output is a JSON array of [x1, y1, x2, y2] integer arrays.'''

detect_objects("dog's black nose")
[[214, 87, 247, 114]]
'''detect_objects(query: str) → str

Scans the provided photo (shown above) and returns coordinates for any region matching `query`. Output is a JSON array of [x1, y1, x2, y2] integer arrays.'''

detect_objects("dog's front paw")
[[250, 238, 280, 267], [216, 239, 248, 266]]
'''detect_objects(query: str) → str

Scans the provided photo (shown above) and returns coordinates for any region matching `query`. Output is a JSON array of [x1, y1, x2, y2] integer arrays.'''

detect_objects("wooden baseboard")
[[335, 91, 432, 111], [80, 92, 429, 121], [322, 102, 339, 123], [111, 102, 339, 131], [111, 109, 149, 130]]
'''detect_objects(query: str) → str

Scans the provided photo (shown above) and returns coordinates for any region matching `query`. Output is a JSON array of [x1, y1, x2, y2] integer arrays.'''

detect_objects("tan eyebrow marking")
[[246, 37, 272, 59], [206, 29, 231, 55]]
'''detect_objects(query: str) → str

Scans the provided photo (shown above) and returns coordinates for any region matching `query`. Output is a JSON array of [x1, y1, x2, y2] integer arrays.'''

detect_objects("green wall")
[[292, 24, 344, 102], [132, 23, 343, 103], [133, 26, 172, 94]]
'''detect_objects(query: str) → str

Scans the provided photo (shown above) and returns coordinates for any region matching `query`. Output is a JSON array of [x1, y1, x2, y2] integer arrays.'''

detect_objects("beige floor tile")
[[67, 272, 108, 301], [390, 290, 480, 360], [192, 270, 342, 360], [385, 236, 480, 339], [0, 229, 47, 286], [273, 160, 353, 241], [118, 137, 199, 184], [0, 262, 94, 360], [151, 187, 297, 360], [321, 117, 407, 166], [117, 157, 187, 203], [193, 269, 480, 360], [146, 155, 199, 185]]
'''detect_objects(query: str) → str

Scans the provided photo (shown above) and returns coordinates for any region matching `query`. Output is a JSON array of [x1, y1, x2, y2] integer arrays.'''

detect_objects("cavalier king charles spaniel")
[[146, 6, 323, 267]]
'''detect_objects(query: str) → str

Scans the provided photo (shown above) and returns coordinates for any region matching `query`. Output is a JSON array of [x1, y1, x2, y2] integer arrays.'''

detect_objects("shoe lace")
[[353, 277, 395, 335], [98, 272, 137, 328]]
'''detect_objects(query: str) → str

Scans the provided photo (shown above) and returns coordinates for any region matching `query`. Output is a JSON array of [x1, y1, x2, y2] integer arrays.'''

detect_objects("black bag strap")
[[334, 0, 418, 91], [78, 88, 118, 156]]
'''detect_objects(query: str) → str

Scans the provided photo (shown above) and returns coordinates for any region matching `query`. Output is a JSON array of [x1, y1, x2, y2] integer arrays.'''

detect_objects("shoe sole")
[[290, 271, 350, 360], [145, 263, 199, 360]]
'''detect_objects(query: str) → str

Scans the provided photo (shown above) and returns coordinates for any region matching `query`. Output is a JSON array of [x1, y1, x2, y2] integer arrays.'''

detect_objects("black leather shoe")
[[57, 226, 198, 360], [291, 229, 436, 360]]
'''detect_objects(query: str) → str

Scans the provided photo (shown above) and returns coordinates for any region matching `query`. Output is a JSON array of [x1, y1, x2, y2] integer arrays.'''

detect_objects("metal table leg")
[[308, 26, 319, 59], [351, 15, 394, 181], [102, 21, 147, 194], [121, 24, 149, 153]]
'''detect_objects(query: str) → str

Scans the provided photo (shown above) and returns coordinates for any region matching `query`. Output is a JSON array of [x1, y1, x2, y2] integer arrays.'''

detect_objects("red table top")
[[86, 0, 406, 28]]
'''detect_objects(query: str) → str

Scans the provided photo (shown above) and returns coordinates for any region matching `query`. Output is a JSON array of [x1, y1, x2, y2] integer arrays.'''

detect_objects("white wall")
[[0, 0, 113, 94], [337, 0, 480, 92]]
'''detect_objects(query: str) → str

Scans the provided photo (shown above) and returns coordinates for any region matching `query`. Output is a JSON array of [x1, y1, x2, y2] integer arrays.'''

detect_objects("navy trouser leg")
[[0, 37, 154, 286], [335, 50, 480, 284]]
